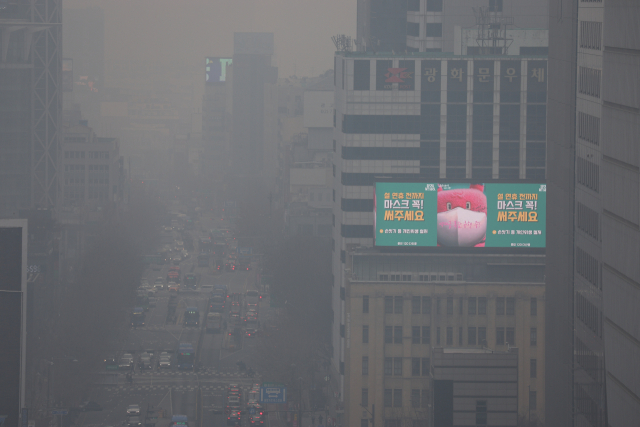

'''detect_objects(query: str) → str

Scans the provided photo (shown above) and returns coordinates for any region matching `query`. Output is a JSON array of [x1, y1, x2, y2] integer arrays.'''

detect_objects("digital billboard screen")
[[374, 182, 546, 248], [205, 57, 232, 83]]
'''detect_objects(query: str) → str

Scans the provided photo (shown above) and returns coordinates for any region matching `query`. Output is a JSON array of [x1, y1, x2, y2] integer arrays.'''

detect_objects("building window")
[[446, 327, 453, 345], [531, 298, 538, 316], [489, 0, 503, 11], [412, 297, 421, 314], [577, 111, 600, 145], [468, 297, 477, 315], [446, 297, 453, 315], [384, 358, 393, 376], [436, 327, 440, 344], [576, 246, 600, 289], [436, 297, 441, 315], [579, 21, 602, 50], [530, 327, 537, 346], [393, 389, 402, 407], [394, 326, 403, 344], [468, 327, 477, 345], [385, 296, 393, 314], [476, 400, 488, 425], [361, 420, 368, 427], [506, 297, 515, 315], [496, 297, 505, 315], [363, 296, 369, 313], [478, 297, 487, 315], [578, 66, 601, 98], [411, 389, 421, 408], [478, 327, 487, 346], [412, 358, 420, 376], [422, 326, 431, 344], [394, 296, 403, 314], [426, 0, 443, 12], [577, 157, 599, 192], [576, 202, 600, 240], [496, 327, 505, 345], [421, 358, 430, 376], [362, 357, 369, 375], [362, 388, 368, 407], [408, 0, 420, 11], [363, 326, 369, 343], [393, 357, 403, 376], [423, 296, 431, 314], [384, 389, 392, 407], [506, 327, 515, 345], [459, 327, 463, 345], [530, 359, 537, 378], [353, 60, 370, 91], [426, 23, 442, 38], [384, 326, 392, 344], [340, 324, 345, 337], [407, 22, 420, 38], [529, 391, 537, 410], [412, 326, 421, 344]]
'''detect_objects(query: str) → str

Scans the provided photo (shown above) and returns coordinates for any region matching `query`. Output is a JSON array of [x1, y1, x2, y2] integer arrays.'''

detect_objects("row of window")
[[577, 156, 599, 193], [579, 21, 602, 51], [578, 67, 601, 99], [576, 202, 600, 240], [364, 325, 538, 346], [367, 295, 538, 316], [365, 356, 538, 378], [339, 169, 545, 186], [576, 293, 601, 337], [64, 151, 110, 159], [375, 390, 537, 411], [576, 246, 600, 289], [577, 111, 600, 145], [407, 0, 443, 12]]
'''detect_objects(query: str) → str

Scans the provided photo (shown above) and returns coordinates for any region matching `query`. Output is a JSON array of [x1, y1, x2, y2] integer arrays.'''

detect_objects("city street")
[[73, 213, 271, 427]]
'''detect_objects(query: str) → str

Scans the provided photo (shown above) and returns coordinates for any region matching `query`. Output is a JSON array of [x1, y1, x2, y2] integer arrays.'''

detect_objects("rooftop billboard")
[[374, 182, 546, 248], [205, 57, 232, 83]]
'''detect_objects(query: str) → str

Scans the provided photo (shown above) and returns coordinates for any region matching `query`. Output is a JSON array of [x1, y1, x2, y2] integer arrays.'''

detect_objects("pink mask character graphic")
[[436, 184, 487, 247]]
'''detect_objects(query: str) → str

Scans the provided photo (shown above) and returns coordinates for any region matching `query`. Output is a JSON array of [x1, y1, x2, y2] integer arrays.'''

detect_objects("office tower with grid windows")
[[546, 1, 640, 427], [329, 51, 548, 427]]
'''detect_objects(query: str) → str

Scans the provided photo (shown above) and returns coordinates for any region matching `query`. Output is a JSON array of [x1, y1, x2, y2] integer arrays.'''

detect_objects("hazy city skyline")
[[64, 0, 355, 85]]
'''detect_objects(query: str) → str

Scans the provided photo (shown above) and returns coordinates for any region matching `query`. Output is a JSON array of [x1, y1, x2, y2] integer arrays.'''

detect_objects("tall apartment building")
[[343, 249, 545, 427], [0, 0, 62, 217], [330, 51, 548, 426], [546, 1, 640, 426], [356, 0, 547, 53]]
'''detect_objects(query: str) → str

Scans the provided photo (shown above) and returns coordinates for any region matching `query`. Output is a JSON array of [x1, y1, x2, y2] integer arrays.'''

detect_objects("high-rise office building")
[[546, 1, 640, 426], [0, 0, 62, 217], [231, 33, 279, 198], [330, 51, 548, 426], [356, 0, 548, 53]]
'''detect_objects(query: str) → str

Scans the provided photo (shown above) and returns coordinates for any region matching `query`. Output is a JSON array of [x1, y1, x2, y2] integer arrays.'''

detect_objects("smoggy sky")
[[65, 0, 355, 84]]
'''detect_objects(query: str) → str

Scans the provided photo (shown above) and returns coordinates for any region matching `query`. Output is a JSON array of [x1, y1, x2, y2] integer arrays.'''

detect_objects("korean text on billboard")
[[374, 183, 546, 248]]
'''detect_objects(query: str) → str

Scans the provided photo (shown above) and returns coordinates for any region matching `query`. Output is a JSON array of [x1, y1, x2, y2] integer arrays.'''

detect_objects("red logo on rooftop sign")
[[384, 68, 413, 83]]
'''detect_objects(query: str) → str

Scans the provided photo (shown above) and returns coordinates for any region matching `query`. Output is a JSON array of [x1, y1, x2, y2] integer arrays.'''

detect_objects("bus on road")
[[184, 307, 199, 327], [131, 307, 145, 327], [176, 343, 195, 370]]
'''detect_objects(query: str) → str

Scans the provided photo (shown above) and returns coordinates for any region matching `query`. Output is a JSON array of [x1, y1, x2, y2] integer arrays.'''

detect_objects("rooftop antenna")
[[473, 6, 514, 55], [332, 35, 353, 52]]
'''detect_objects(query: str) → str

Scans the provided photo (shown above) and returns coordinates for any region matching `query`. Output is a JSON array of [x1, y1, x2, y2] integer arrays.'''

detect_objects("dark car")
[[227, 411, 241, 426]]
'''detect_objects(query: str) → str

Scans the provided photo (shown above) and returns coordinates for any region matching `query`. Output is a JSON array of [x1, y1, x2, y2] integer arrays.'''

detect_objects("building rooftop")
[[337, 51, 547, 60]]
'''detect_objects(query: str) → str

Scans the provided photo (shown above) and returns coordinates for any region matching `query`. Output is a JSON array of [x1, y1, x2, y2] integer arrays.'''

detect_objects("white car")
[[126, 404, 141, 416], [159, 356, 171, 368]]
